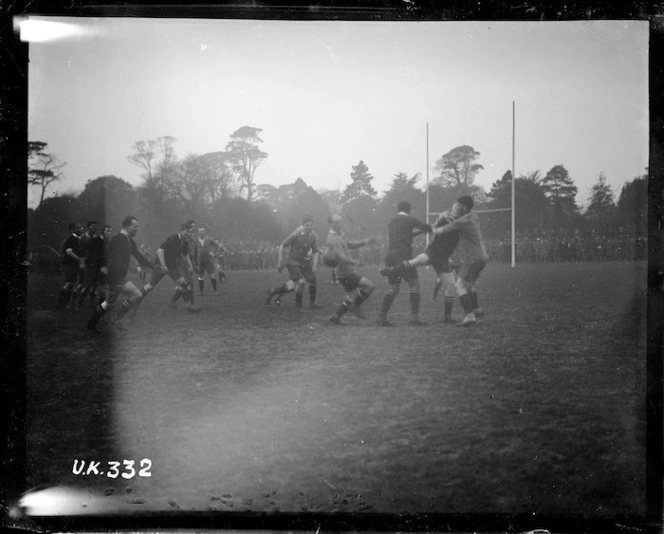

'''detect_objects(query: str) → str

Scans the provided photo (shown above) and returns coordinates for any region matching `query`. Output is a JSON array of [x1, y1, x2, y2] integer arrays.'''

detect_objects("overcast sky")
[[26, 17, 649, 209]]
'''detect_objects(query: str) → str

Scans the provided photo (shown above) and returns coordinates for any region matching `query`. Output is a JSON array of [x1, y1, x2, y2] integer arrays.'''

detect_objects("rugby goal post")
[[425, 102, 517, 268]]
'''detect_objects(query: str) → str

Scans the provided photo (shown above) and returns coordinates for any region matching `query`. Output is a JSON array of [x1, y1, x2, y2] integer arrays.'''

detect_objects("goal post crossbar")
[[428, 207, 512, 218]]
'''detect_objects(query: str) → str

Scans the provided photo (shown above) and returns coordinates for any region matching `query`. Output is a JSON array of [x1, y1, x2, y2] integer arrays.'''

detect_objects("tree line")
[[28, 133, 647, 255]]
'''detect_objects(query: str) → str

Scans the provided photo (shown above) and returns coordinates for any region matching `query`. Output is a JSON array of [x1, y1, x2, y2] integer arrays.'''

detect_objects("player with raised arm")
[[266, 215, 321, 309], [379, 209, 462, 324], [323, 214, 376, 324], [376, 201, 431, 327], [429, 195, 488, 326], [85, 216, 156, 332]]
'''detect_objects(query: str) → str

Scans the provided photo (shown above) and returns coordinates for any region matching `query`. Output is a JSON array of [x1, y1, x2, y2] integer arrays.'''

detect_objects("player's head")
[[453, 195, 474, 217], [122, 216, 140, 237], [181, 220, 197, 237], [68, 222, 82, 235], [328, 214, 343, 232], [103, 225, 112, 238], [301, 215, 314, 233], [197, 227, 206, 237], [397, 201, 411, 214], [86, 221, 98, 234]]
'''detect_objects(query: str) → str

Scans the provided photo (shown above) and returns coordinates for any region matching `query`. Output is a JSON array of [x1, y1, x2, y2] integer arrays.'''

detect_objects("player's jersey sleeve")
[[281, 228, 301, 248]]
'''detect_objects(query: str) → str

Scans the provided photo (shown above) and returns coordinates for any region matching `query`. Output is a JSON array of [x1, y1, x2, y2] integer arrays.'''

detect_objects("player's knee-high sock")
[[198, 278, 204, 294], [57, 286, 73, 309], [187, 288, 195, 305], [309, 284, 317, 305], [432, 279, 443, 301], [379, 291, 395, 318], [409, 290, 421, 319], [77, 286, 89, 306], [335, 296, 353, 317], [171, 288, 183, 304], [211, 278, 217, 293], [354, 287, 373, 308], [444, 295, 454, 317], [459, 293, 473, 314], [295, 290, 303, 307], [87, 301, 109, 328]]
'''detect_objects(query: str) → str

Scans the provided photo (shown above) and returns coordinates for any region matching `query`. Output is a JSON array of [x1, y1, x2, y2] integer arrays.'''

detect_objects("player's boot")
[[328, 315, 342, 325], [350, 305, 366, 319], [408, 318, 428, 326], [377, 318, 395, 327], [457, 313, 477, 327], [442, 315, 458, 324], [474, 308, 485, 318]]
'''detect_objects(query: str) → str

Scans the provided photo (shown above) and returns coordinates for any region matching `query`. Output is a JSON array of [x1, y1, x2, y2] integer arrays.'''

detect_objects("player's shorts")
[[384, 248, 418, 286], [286, 263, 317, 284], [62, 263, 80, 284], [198, 255, 217, 276], [425, 247, 452, 274], [457, 260, 486, 284], [338, 272, 362, 292], [84, 265, 104, 286]]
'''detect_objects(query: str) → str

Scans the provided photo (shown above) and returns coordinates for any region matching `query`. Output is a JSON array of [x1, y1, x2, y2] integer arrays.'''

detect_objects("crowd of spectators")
[[28, 230, 647, 276]]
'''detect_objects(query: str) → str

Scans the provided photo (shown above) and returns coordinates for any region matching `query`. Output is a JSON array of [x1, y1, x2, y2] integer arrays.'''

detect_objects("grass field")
[[25, 261, 647, 520]]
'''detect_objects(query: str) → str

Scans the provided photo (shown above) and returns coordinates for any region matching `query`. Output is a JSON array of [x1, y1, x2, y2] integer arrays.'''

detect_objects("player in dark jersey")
[[266, 215, 321, 309], [85, 216, 156, 332], [76, 224, 112, 309], [67, 221, 98, 310], [56, 223, 85, 311], [379, 210, 461, 324], [141, 220, 200, 313], [323, 214, 377, 324], [376, 201, 431, 326]]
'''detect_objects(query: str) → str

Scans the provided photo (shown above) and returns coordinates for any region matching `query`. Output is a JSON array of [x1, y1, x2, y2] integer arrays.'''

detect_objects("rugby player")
[[143, 220, 201, 313], [376, 201, 431, 327], [56, 223, 84, 311], [85, 217, 156, 332], [266, 215, 321, 309], [430, 195, 488, 326], [76, 224, 111, 309], [196, 227, 221, 296], [379, 210, 461, 324], [323, 214, 376, 324]]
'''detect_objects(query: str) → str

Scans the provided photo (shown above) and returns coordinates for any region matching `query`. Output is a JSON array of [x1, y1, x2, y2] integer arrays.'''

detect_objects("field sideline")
[[26, 261, 646, 518]]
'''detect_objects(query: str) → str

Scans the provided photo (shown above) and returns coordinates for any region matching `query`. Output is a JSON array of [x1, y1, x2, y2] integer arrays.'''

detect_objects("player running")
[[266, 215, 322, 309], [143, 220, 201, 313], [85, 216, 157, 332], [56, 223, 85, 311], [323, 214, 377, 324]]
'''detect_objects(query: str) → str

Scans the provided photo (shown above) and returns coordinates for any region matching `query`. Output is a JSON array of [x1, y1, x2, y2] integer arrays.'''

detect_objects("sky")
[[26, 17, 649, 209]]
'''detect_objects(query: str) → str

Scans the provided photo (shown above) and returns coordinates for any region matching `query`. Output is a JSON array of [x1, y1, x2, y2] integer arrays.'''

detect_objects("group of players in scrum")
[[54, 194, 487, 332]]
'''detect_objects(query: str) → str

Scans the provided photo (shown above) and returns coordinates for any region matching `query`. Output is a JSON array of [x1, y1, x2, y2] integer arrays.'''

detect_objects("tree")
[[433, 145, 484, 188], [617, 174, 647, 235], [340, 160, 377, 205], [540, 164, 578, 229], [198, 151, 236, 204], [585, 172, 617, 231], [28, 141, 66, 207], [378, 172, 425, 226], [75, 175, 139, 228], [487, 170, 548, 237], [225, 126, 268, 202], [28, 194, 79, 250]]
